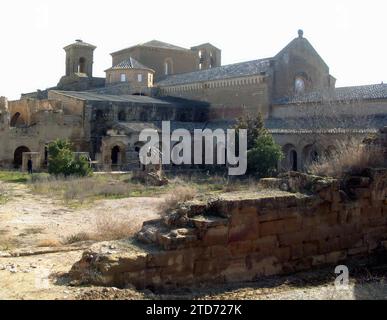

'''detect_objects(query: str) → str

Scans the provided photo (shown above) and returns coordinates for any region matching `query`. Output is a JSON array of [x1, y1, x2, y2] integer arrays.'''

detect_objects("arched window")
[[118, 111, 126, 121], [164, 59, 173, 75], [295, 76, 306, 95], [78, 57, 86, 74]]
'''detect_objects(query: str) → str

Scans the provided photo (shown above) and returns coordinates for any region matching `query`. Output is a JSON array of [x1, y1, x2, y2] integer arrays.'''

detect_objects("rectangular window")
[[120, 74, 126, 82], [137, 74, 143, 82]]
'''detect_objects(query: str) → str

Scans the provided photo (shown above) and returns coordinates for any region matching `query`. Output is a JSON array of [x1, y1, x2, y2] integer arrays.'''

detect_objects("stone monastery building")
[[0, 30, 386, 172]]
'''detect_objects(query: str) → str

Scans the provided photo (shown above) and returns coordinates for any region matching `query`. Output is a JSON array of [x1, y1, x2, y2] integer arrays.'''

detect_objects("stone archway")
[[10, 112, 26, 127], [14, 146, 30, 168], [111, 146, 121, 165], [282, 144, 298, 171], [302, 144, 320, 169]]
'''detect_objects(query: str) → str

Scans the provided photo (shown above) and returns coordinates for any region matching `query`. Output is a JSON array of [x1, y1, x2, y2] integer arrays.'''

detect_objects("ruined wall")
[[70, 169, 387, 290]]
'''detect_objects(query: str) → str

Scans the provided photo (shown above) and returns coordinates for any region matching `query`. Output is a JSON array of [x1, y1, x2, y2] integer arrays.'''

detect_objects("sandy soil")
[[0, 182, 162, 250]]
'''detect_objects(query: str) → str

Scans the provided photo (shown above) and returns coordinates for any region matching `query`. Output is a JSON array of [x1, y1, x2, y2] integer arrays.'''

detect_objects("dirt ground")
[[1, 180, 387, 300]]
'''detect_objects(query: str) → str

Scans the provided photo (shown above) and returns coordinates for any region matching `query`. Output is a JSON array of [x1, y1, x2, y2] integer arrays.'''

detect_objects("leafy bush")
[[48, 139, 92, 177], [234, 114, 283, 177], [247, 134, 283, 177], [234, 113, 266, 150]]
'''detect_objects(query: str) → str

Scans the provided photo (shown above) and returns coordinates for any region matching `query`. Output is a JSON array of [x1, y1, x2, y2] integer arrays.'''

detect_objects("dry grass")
[[63, 214, 138, 244], [0, 184, 7, 204], [37, 238, 62, 247], [308, 140, 385, 177], [29, 174, 148, 204], [157, 185, 197, 216]]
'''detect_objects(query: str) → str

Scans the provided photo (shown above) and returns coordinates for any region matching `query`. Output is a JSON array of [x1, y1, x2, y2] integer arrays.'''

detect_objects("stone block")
[[311, 254, 326, 266], [290, 244, 303, 260], [228, 222, 259, 242], [260, 217, 301, 236], [325, 251, 347, 264], [303, 241, 319, 256], [253, 235, 278, 253], [202, 225, 229, 246], [278, 230, 310, 246], [227, 240, 254, 257], [348, 246, 368, 256]]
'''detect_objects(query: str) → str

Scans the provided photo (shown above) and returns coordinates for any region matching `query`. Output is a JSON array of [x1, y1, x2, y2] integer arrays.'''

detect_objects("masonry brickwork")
[[70, 164, 387, 290]]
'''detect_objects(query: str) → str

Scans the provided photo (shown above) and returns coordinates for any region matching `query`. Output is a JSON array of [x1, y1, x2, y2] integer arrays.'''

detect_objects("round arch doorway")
[[14, 146, 30, 168], [111, 146, 121, 171]]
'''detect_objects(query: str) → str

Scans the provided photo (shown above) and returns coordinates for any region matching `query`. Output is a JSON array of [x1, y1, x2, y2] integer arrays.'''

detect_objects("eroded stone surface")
[[70, 169, 387, 290]]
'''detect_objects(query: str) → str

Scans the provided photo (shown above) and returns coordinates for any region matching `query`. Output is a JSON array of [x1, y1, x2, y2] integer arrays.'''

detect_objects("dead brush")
[[63, 214, 138, 244], [308, 140, 385, 177], [157, 185, 197, 216]]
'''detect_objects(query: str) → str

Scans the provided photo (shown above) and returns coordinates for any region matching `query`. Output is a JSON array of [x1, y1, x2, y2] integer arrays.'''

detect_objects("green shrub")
[[48, 139, 92, 177], [247, 134, 283, 178]]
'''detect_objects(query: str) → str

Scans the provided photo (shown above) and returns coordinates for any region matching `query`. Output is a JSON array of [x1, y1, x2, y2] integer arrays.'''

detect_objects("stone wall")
[[70, 169, 387, 290]]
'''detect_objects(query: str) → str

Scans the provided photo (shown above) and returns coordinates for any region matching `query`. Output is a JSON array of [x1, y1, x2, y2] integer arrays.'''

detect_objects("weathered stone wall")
[[70, 169, 387, 290], [158, 75, 270, 119]]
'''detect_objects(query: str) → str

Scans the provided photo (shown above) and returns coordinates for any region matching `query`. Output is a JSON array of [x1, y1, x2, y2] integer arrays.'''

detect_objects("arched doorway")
[[111, 146, 121, 171], [289, 150, 298, 171], [14, 146, 30, 168], [10, 112, 26, 127], [118, 111, 126, 121], [282, 144, 298, 171], [302, 144, 320, 169]]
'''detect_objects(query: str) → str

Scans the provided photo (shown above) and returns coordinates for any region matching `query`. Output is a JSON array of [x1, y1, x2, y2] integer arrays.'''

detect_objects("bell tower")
[[191, 43, 221, 70], [64, 39, 96, 78]]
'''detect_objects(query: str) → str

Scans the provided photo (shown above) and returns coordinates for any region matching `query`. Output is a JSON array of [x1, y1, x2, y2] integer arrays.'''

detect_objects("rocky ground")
[[1, 180, 387, 300]]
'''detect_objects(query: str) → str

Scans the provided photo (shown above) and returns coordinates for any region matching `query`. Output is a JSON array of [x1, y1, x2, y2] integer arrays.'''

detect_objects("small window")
[[295, 77, 306, 95], [120, 74, 126, 82], [165, 63, 168, 75], [137, 74, 143, 82]]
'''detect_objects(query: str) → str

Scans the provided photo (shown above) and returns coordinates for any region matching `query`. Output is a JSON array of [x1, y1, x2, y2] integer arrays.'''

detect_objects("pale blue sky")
[[0, 0, 386, 99]]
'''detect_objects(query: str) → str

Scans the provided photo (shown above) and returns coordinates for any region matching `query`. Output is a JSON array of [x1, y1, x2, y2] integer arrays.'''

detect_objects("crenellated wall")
[[70, 168, 387, 290]]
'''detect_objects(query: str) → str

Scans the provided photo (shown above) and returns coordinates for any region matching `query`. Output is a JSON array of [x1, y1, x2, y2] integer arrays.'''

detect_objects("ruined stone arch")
[[10, 112, 26, 127], [302, 144, 320, 169], [14, 146, 30, 168]]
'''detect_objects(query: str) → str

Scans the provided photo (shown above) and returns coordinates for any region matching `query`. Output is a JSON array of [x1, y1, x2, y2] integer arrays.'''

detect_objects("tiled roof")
[[274, 84, 387, 105], [265, 114, 387, 130], [64, 40, 96, 50], [113, 121, 234, 133], [50, 90, 171, 105], [106, 57, 153, 71], [111, 40, 189, 55], [156, 58, 273, 86], [141, 40, 188, 51]]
